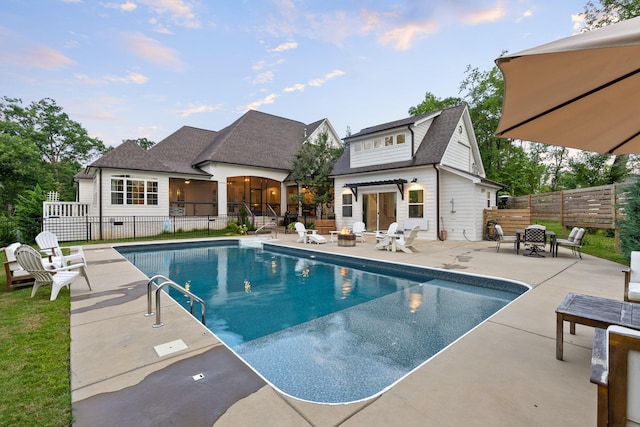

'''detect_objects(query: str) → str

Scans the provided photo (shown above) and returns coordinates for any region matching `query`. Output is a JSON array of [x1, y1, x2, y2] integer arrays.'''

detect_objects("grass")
[[0, 226, 629, 425], [0, 285, 72, 427]]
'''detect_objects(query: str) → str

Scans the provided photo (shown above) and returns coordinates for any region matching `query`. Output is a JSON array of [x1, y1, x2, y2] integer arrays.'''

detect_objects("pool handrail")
[[146, 274, 206, 328]]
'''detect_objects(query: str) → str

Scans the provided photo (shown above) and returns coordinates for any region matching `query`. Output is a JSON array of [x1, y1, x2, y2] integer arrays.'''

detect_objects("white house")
[[331, 103, 502, 241], [70, 110, 341, 238]]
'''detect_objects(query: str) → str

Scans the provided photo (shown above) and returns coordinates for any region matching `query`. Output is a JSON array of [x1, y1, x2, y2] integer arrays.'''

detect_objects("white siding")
[[97, 169, 168, 217], [441, 118, 475, 173], [438, 170, 480, 241], [333, 168, 438, 240], [350, 130, 413, 168]]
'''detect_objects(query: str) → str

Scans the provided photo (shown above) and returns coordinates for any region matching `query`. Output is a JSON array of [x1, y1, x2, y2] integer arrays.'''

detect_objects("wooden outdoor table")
[[556, 293, 640, 360]]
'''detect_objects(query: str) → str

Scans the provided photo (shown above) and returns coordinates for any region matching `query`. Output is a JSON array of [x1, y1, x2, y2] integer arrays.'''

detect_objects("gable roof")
[[332, 103, 468, 176], [88, 110, 329, 176], [192, 110, 312, 171], [89, 140, 172, 173]]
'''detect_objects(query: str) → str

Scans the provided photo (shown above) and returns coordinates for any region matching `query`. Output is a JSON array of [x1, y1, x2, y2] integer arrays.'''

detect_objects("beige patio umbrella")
[[495, 16, 640, 154]]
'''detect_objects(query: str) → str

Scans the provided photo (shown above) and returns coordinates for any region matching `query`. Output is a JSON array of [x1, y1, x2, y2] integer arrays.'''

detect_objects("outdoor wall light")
[[184, 179, 191, 184], [411, 177, 417, 183]]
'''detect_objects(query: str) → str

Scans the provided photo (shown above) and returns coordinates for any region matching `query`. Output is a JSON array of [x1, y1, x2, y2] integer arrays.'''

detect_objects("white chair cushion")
[[629, 281, 640, 302], [630, 252, 640, 283]]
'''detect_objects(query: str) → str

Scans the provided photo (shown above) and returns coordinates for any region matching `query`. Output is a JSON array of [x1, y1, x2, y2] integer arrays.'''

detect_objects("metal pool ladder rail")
[[146, 274, 206, 328]]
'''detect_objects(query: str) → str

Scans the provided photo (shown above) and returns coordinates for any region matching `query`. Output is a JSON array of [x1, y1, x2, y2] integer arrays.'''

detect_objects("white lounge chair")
[[352, 221, 366, 243], [3, 242, 35, 291], [294, 222, 327, 244], [14, 245, 86, 301], [35, 230, 86, 264], [375, 222, 398, 250], [591, 325, 640, 426], [555, 227, 585, 259], [623, 251, 640, 303], [395, 226, 420, 253], [494, 224, 517, 253]]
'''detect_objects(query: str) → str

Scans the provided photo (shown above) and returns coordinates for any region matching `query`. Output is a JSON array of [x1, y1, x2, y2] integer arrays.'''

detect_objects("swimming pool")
[[118, 240, 529, 403]]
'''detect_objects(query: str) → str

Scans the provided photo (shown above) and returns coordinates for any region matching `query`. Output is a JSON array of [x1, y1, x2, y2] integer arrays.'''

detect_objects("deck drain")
[[192, 373, 205, 381], [153, 339, 188, 357]]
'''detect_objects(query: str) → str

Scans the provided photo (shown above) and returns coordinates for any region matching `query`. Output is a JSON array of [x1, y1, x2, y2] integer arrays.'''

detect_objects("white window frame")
[[111, 175, 159, 206]]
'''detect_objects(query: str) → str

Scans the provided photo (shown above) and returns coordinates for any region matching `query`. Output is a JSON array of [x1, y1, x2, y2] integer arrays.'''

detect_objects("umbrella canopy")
[[495, 16, 640, 154]]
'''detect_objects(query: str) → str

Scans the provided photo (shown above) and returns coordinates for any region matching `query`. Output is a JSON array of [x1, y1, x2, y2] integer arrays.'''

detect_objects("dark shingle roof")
[[148, 126, 216, 175], [332, 103, 467, 176], [89, 140, 171, 172], [192, 110, 310, 170], [90, 111, 327, 175]]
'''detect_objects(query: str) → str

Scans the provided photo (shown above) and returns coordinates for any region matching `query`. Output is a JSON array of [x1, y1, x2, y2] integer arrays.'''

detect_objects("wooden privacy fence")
[[483, 208, 531, 237], [507, 184, 628, 230]]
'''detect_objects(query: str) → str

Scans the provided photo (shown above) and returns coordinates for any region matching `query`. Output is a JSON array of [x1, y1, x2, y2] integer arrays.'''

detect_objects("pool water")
[[118, 241, 528, 403]]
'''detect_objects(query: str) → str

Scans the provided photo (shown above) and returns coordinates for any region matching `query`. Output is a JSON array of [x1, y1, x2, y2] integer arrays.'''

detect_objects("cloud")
[[177, 104, 221, 117], [572, 13, 586, 31], [378, 19, 439, 50], [241, 93, 279, 112], [252, 60, 265, 71], [2, 44, 74, 70], [308, 69, 345, 87], [284, 83, 305, 92], [271, 41, 298, 52], [105, 72, 149, 84], [516, 9, 534, 23], [252, 71, 274, 85], [122, 32, 185, 70], [460, 2, 507, 25], [102, 1, 137, 11], [138, 0, 201, 29], [75, 71, 149, 84]]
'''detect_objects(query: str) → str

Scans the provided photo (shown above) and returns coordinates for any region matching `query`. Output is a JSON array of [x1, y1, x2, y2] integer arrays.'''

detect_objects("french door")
[[363, 192, 397, 231]]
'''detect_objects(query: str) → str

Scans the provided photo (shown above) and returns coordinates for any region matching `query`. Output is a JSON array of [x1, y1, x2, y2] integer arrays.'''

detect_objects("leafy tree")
[[583, 0, 640, 29], [408, 91, 463, 116], [618, 176, 640, 257], [291, 132, 344, 218], [0, 97, 106, 204], [127, 137, 155, 150], [562, 152, 631, 188], [13, 184, 47, 241]]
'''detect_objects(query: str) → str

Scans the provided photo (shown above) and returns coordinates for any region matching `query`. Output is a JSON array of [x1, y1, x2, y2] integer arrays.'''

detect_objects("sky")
[[0, 0, 588, 151]]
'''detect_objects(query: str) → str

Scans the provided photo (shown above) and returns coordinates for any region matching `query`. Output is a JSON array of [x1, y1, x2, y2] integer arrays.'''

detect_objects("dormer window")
[[385, 136, 393, 146], [396, 134, 405, 144]]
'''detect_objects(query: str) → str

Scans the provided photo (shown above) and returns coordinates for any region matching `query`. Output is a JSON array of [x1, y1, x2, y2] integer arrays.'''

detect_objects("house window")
[[354, 143, 362, 152], [397, 134, 405, 144], [342, 193, 353, 217], [487, 191, 491, 208], [111, 176, 159, 206], [408, 189, 424, 218], [364, 140, 372, 150], [374, 138, 382, 148], [385, 136, 393, 146]]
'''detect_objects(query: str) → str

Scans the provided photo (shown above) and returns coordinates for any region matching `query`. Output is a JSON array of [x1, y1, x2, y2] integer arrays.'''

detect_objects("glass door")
[[363, 192, 397, 231]]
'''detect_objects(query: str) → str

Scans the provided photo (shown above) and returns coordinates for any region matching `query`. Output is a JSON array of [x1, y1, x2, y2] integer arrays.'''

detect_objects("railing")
[[146, 275, 206, 328], [43, 202, 90, 218]]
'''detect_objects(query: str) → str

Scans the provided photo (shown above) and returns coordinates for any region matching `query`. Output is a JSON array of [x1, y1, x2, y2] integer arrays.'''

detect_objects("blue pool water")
[[118, 240, 529, 403]]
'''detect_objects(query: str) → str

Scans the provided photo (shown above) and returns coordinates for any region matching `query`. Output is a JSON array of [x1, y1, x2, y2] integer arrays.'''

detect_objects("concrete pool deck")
[[70, 234, 623, 426]]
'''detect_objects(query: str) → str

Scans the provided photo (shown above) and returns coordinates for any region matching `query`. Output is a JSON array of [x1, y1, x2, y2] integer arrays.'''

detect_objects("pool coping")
[[70, 234, 617, 426]]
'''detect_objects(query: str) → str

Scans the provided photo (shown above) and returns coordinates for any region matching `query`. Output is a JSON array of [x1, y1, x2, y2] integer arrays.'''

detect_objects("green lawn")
[[0, 228, 629, 426]]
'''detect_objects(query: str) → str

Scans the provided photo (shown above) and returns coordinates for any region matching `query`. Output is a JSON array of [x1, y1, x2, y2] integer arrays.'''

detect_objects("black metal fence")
[[0, 215, 240, 246]]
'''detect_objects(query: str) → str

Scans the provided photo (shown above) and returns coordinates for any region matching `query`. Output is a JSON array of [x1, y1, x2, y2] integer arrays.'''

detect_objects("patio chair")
[[494, 224, 517, 253], [556, 228, 585, 259], [35, 230, 86, 264], [523, 226, 546, 257], [622, 251, 640, 303], [14, 245, 84, 301], [3, 242, 35, 291], [394, 226, 420, 253], [591, 325, 640, 426], [294, 222, 327, 244], [375, 222, 398, 241], [352, 221, 366, 243]]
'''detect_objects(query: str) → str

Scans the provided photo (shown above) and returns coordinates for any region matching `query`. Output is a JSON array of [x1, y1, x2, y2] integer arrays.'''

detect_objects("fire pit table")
[[337, 232, 356, 247]]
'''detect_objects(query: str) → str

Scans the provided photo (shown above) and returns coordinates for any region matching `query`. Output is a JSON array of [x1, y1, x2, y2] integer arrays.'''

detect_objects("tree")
[[127, 137, 155, 150], [0, 97, 107, 202], [408, 91, 463, 116], [618, 176, 640, 258], [583, 0, 640, 29], [291, 132, 344, 218]]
